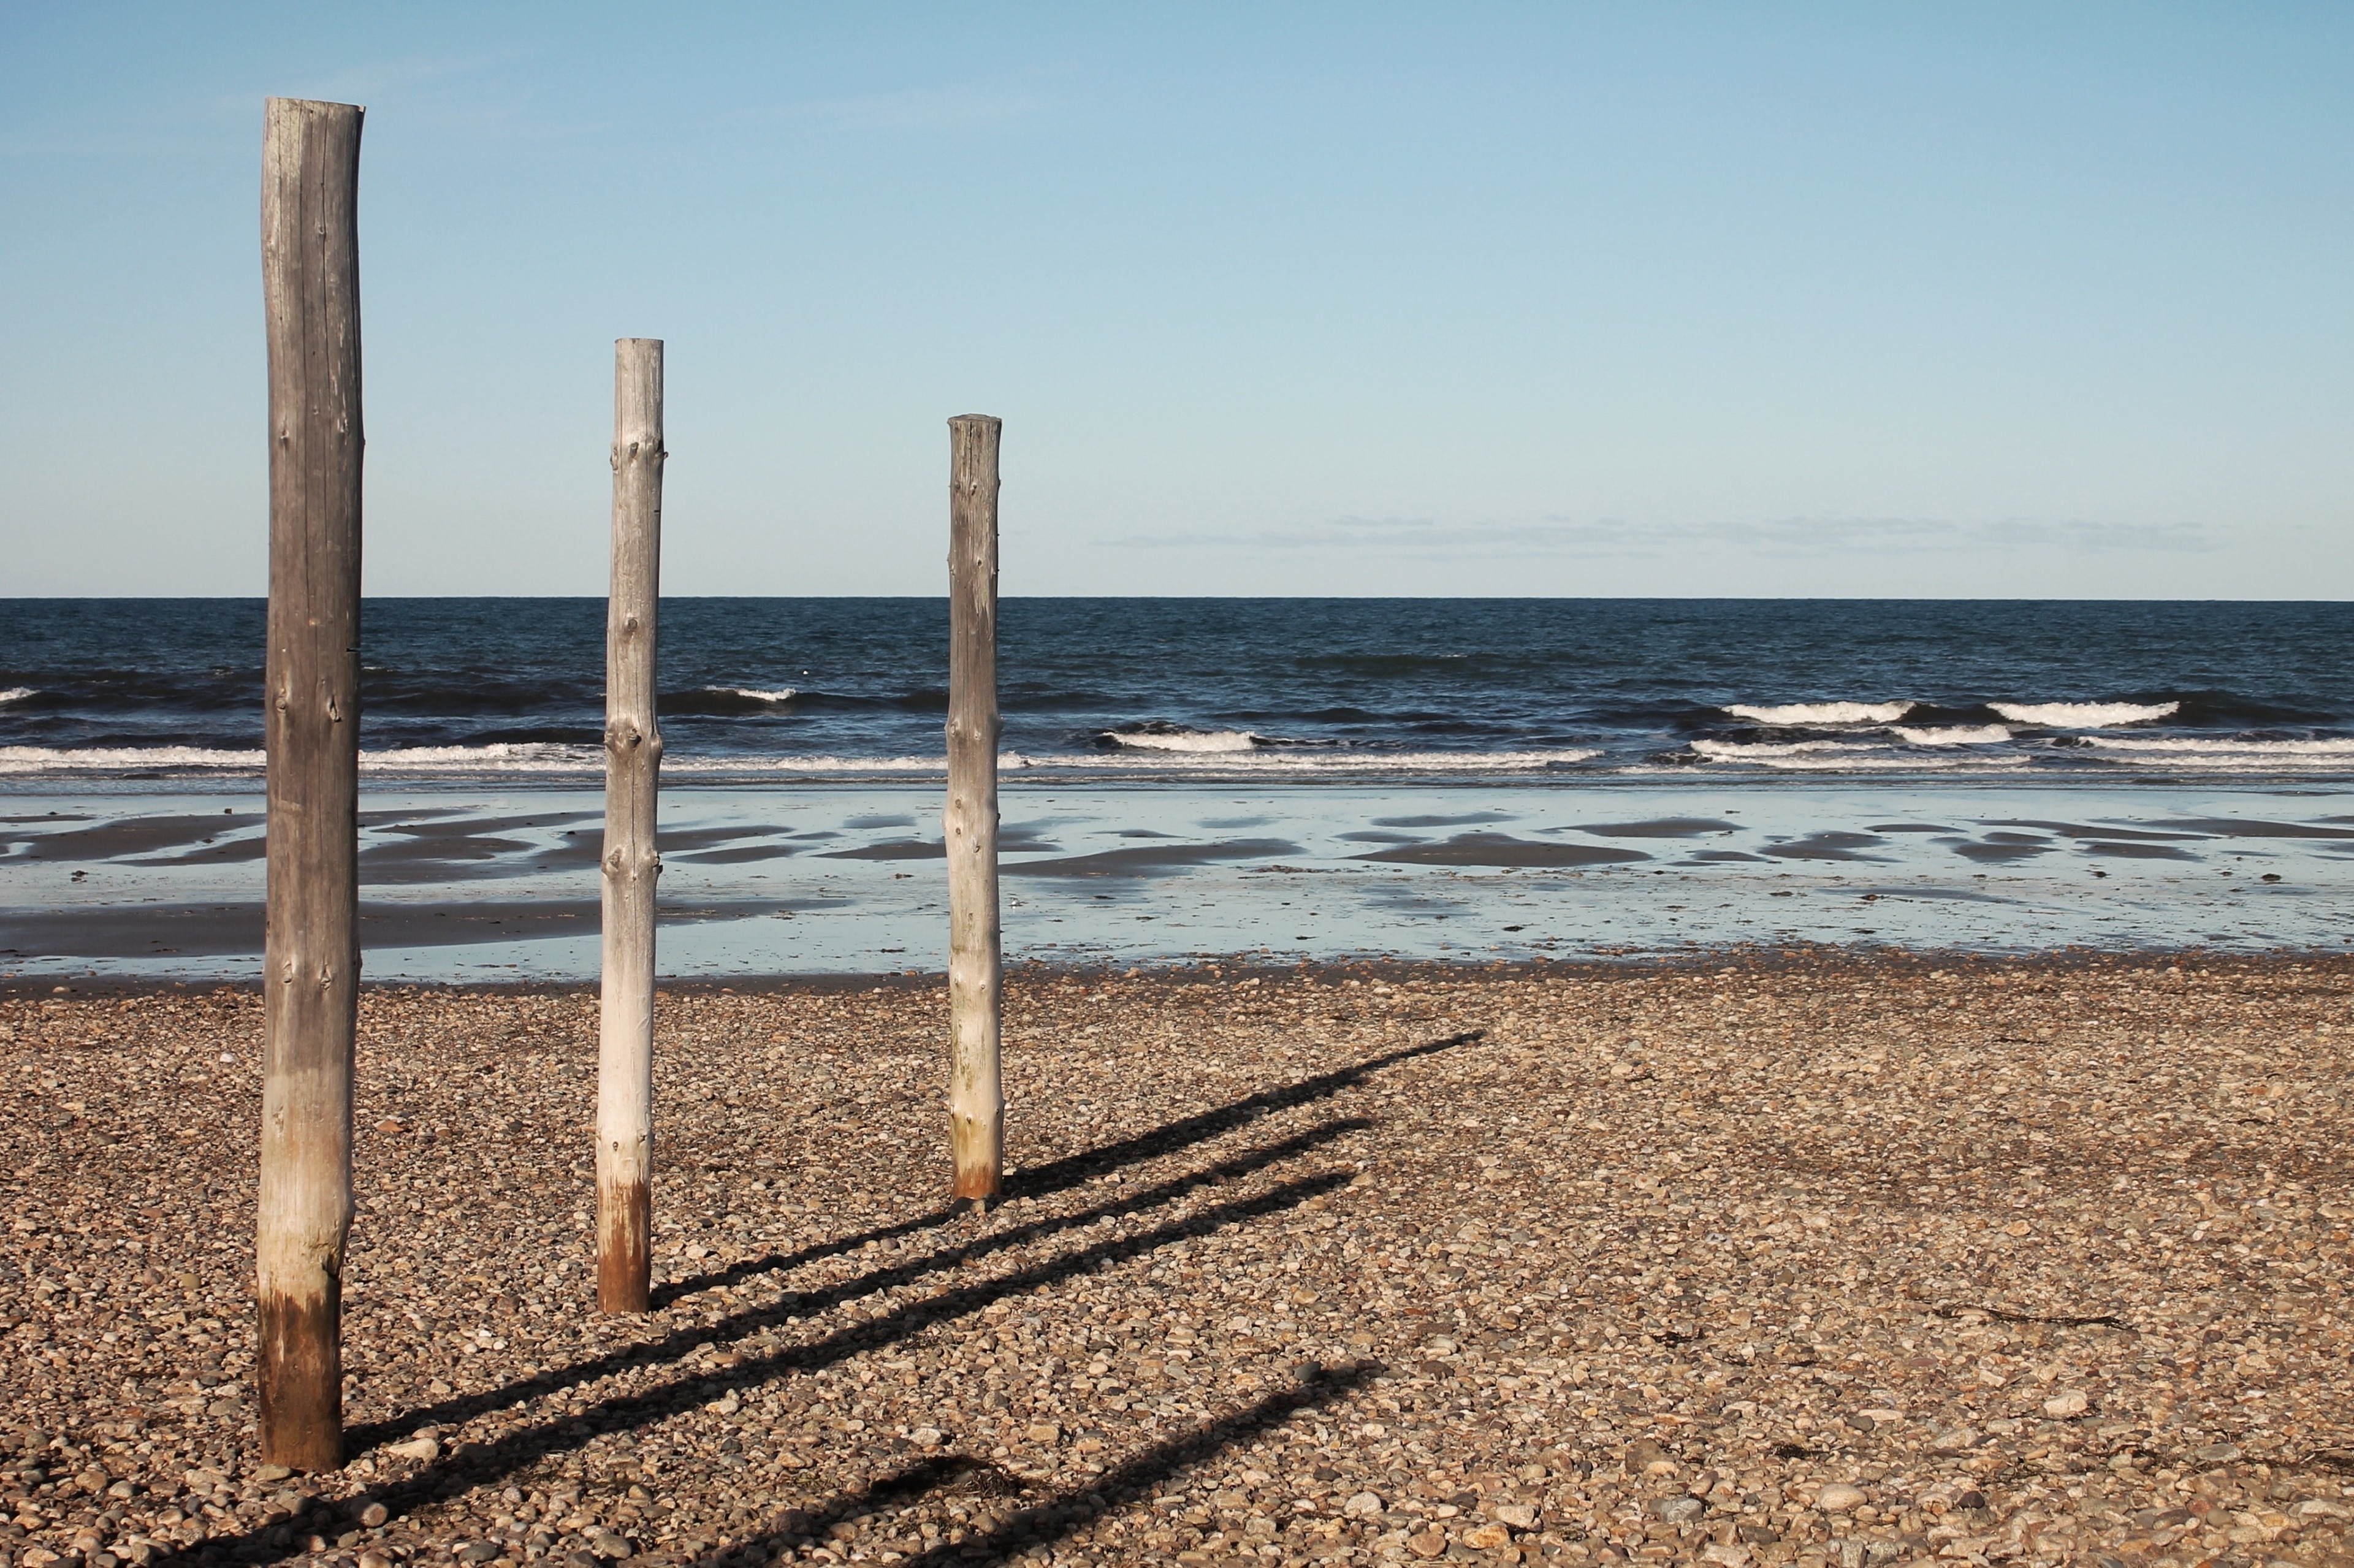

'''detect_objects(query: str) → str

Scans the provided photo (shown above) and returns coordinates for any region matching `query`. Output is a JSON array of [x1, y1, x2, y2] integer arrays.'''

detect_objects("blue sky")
[[2, 2, 2348, 596]]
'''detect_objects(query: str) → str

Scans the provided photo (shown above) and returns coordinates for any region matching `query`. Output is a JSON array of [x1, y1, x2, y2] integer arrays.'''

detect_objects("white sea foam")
[[669, 754, 952, 775], [364, 743, 601, 772], [0, 745, 265, 774], [680, 748, 1605, 777], [1724, 701, 1916, 725], [1692, 739, 1855, 759], [1692, 737, 2024, 772], [1021, 747, 1604, 775], [0, 687, 33, 705], [0, 742, 614, 777], [2079, 736, 2354, 768], [715, 687, 798, 703], [1745, 753, 2027, 772], [1891, 725, 2012, 745], [1105, 728, 1262, 753], [1990, 701, 2178, 727]]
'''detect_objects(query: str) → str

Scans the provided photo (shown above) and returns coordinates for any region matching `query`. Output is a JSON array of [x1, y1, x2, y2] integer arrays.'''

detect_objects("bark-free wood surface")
[[598, 338, 665, 1313], [945, 415, 1004, 1201], [256, 95, 365, 1472]]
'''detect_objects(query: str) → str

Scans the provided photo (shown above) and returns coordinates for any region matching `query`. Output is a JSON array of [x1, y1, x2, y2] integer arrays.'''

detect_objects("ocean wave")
[[1990, 700, 2178, 727], [0, 742, 609, 776], [2079, 736, 2354, 767], [0, 687, 33, 705], [1691, 739, 1853, 759], [365, 743, 601, 772], [1103, 726, 1262, 753], [1724, 701, 1916, 725], [0, 741, 1602, 779], [0, 744, 266, 774], [1741, 753, 2028, 772], [659, 685, 804, 716], [1891, 725, 2012, 745], [1016, 747, 1602, 775], [668, 754, 950, 775], [1691, 737, 2026, 772], [701, 748, 1604, 776]]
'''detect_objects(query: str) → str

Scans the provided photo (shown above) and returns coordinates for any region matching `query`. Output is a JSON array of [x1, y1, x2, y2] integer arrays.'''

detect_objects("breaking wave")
[[1891, 725, 2013, 745], [1102, 725, 1263, 753], [1691, 737, 2026, 772], [1023, 747, 1602, 775], [2080, 736, 2354, 768], [0, 744, 266, 774], [1990, 701, 2178, 727], [1723, 701, 1916, 725], [0, 742, 1603, 780], [0, 687, 33, 706], [1692, 739, 1852, 759]]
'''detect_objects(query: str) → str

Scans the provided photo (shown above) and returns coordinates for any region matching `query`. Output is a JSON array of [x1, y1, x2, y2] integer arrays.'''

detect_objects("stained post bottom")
[[598, 1175, 651, 1313], [257, 1286, 342, 1471], [950, 1112, 1002, 1201]]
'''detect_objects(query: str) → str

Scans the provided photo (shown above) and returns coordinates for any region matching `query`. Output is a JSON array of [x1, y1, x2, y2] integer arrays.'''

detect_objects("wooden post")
[[945, 415, 1004, 1204], [257, 95, 364, 1472], [598, 338, 665, 1313]]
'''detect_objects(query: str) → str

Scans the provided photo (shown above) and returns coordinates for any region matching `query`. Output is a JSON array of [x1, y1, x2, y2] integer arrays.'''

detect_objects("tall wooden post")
[[945, 415, 1004, 1204], [257, 96, 364, 1472], [598, 338, 665, 1312]]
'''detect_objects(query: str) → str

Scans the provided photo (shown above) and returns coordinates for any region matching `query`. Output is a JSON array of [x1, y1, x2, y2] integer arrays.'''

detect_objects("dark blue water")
[[2, 598, 2348, 782]]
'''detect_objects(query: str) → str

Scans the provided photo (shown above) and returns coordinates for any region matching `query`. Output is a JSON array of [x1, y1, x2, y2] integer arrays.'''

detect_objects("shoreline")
[[10, 945, 2350, 1002], [12, 771, 2354, 793]]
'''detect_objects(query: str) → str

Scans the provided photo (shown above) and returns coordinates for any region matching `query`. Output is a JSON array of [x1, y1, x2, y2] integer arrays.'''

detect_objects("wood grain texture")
[[256, 94, 364, 1472], [945, 415, 1004, 1201], [598, 338, 665, 1313]]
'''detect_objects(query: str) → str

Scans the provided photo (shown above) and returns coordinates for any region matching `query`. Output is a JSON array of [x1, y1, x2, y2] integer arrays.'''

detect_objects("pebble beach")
[[6, 954, 2354, 1568]]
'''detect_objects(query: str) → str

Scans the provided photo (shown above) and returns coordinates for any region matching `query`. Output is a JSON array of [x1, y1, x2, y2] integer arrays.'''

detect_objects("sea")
[[4, 598, 2352, 783], [4, 599, 2350, 979]]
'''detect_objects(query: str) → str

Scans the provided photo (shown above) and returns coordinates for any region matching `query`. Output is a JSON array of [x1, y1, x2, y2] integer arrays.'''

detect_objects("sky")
[[2, 2, 2349, 598]]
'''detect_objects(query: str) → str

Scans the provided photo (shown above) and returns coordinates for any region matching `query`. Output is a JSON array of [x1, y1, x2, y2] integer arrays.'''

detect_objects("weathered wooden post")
[[945, 415, 1004, 1205], [256, 95, 365, 1472], [598, 338, 665, 1313]]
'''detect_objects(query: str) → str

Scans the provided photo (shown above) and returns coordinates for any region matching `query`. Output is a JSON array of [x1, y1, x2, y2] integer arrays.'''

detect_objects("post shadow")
[[350, 1116, 1366, 1450], [164, 1030, 1482, 1566], [171, 1170, 1354, 1568], [659, 1029, 1480, 1306], [722, 1360, 1384, 1566]]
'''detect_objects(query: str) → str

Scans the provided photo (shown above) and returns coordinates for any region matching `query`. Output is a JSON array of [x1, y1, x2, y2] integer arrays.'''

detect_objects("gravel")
[[4, 953, 2353, 1568]]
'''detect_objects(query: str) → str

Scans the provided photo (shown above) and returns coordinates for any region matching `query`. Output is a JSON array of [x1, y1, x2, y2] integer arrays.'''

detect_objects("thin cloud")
[[1107, 514, 2220, 558]]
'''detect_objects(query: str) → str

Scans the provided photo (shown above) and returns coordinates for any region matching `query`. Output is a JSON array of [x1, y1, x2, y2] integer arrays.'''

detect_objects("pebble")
[[3, 954, 2353, 1566], [1812, 1482, 1867, 1513]]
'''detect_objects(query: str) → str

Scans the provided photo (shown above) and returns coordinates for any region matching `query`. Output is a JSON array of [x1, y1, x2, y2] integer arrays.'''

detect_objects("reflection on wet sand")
[[2, 782, 2349, 979]]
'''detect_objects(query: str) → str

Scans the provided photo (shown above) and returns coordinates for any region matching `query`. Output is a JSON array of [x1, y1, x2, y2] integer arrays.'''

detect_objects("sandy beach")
[[6, 954, 2354, 1567]]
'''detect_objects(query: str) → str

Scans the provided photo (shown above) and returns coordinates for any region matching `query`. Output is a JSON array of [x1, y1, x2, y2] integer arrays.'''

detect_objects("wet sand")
[[6, 954, 2354, 1568], [4, 783, 2352, 981]]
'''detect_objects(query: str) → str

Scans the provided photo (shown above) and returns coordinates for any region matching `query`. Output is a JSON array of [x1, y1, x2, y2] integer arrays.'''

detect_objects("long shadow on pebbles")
[[213, 1035, 1488, 1568], [735, 1361, 1382, 1567], [221, 1171, 1355, 1568]]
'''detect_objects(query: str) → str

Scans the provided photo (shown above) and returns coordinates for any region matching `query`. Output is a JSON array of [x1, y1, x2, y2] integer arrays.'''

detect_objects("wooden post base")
[[598, 1175, 652, 1314], [257, 1288, 343, 1472]]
